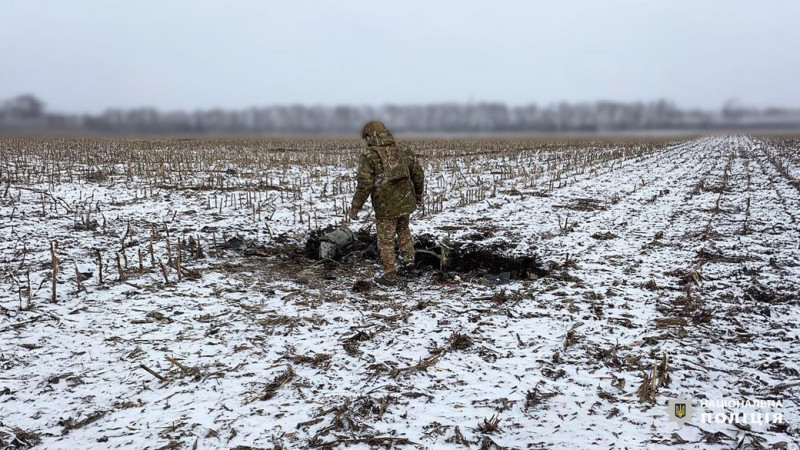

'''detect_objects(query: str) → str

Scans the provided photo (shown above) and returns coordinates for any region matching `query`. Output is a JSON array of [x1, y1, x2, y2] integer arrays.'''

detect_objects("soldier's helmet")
[[362, 120, 389, 139]]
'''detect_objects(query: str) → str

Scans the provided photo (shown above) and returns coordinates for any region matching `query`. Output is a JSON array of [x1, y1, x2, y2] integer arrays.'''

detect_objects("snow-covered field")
[[1, 135, 799, 449]]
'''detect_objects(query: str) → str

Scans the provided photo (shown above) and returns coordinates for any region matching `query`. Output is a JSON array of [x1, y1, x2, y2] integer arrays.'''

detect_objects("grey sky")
[[2, 0, 798, 113]]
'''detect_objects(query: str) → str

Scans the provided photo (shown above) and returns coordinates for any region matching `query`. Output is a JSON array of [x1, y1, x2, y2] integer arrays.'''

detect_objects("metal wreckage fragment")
[[317, 227, 356, 260]]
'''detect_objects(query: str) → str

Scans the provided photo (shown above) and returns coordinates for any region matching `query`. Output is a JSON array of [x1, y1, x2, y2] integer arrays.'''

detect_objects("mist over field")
[[2, 1, 799, 134]]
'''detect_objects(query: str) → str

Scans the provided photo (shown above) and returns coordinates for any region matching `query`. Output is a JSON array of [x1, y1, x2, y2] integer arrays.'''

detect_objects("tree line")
[[2, 94, 799, 134]]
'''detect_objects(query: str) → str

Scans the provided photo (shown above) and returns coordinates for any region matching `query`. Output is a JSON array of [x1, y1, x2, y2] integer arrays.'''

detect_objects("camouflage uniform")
[[351, 121, 425, 280]]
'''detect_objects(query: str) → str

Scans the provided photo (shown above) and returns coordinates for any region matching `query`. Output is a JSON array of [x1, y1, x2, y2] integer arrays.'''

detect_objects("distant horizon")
[[5, 92, 800, 136], [31, 99, 800, 116], [5, 93, 799, 116]]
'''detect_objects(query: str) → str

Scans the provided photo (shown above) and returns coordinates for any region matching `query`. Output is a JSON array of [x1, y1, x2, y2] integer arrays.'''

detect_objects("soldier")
[[349, 121, 425, 286]]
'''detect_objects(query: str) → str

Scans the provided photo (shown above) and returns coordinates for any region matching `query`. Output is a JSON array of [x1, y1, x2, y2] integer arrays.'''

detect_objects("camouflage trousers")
[[375, 215, 415, 275]]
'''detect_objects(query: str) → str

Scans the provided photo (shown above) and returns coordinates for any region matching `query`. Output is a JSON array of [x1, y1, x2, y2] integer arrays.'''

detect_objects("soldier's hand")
[[348, 208, 359, 220]]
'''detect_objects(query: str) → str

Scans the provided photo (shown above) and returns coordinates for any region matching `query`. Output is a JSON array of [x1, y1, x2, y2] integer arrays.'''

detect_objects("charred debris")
[[302, 225, 549, 283]]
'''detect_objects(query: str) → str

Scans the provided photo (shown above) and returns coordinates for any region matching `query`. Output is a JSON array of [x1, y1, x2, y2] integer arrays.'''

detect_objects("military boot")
[[374, 272, 398, 286]]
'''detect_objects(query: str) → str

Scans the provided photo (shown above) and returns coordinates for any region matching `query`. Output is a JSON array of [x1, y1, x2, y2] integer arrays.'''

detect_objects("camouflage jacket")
[[351, 143, 424, 219]]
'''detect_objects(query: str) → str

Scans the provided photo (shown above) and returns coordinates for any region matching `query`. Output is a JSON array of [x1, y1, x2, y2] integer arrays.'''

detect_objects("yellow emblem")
[[674, 403, 686, 419]]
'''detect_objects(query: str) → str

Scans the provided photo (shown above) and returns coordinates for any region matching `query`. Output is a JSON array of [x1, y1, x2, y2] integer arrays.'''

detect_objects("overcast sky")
[[1, 0, 798, 113]]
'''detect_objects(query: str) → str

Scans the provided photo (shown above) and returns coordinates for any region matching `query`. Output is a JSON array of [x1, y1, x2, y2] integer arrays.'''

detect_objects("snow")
[[1, 136, 799, 449]]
